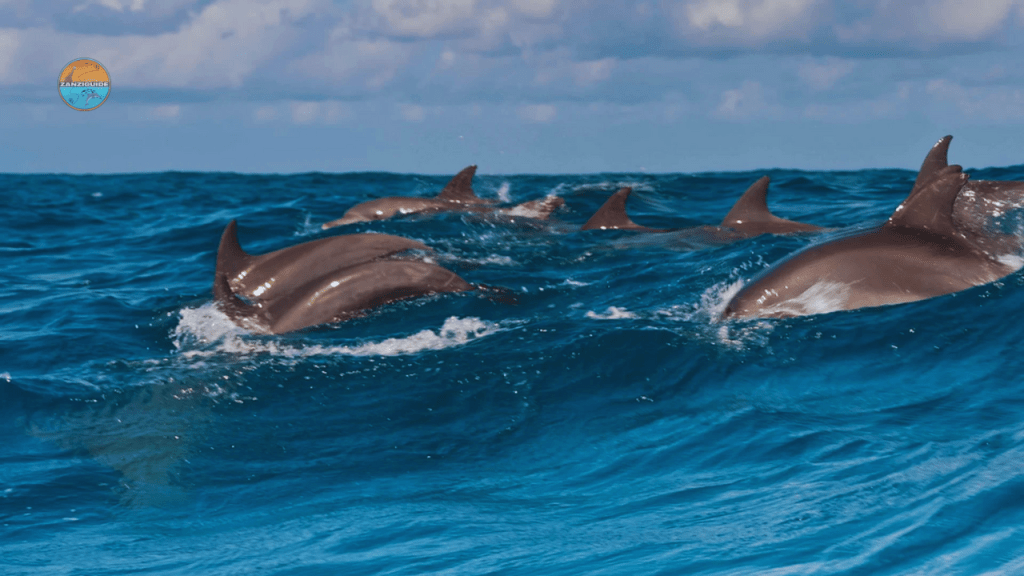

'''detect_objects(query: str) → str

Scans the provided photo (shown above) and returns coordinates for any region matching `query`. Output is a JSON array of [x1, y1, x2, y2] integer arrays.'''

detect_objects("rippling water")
[[4, 167, 1024, 575]]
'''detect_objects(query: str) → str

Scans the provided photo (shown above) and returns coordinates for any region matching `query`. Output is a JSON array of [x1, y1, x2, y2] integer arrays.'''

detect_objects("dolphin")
[[911, 135, 1024, 254], [581, 177, 823, 239], [217, 220, 431, 303], [722, 139, 1023, 319], [321, 165, 563, 228], [213, 222, 474, 334]]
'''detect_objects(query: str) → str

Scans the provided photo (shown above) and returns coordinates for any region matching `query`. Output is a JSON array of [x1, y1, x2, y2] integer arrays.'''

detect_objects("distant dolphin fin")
[[887, 164, 968, 237], [216, 220, 253, 286], [581, 187, 644, 230], [912, 135, 953, 193], [720, 176, 774, 226], [435, 165, 481, 203], [719, 176, 823, 233]]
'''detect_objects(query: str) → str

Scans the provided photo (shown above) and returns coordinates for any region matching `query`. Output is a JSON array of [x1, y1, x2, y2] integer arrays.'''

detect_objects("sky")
[[2, 0, 1024, 174]]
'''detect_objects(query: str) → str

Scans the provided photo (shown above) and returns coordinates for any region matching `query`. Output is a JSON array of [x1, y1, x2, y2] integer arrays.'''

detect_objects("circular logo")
[[59, 58, 111, 111]]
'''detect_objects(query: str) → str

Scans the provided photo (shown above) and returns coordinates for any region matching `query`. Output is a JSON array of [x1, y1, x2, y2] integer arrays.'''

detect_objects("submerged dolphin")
[[217, 220, 431, 303], [213, 222, 474, 334], [581, 176, 823, 239], [723, 138, 1023, 319], [321, 165, 563, 228]]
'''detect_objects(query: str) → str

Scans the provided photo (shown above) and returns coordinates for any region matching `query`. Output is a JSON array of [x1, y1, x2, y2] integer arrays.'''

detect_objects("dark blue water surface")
[[4, 167, 1024, 575]]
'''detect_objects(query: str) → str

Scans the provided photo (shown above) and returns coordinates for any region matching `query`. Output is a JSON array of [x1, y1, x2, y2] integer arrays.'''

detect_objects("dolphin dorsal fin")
[[213, 220, 257, 322], [887, 165, 968, 237], [581, 187, 643, 230], [216, 220, 252, 281], [721, 176, 775, 226], [436, 165, 480, 203], [911, 135, 953, 193]]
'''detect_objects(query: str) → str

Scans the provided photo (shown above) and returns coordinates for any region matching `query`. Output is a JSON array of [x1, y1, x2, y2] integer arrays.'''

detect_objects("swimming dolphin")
[[213, 223, 474, 334], [581, 177, 823, 239], [722, 141, 1022, 319], [321, 165, 563, 228], [909, 135, 1024, 246], [217, 220, 431, 303]]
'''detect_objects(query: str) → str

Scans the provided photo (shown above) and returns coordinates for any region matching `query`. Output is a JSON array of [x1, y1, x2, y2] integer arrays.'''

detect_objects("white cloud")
[[686, 0, 743, 29], [290, 28, 410, 90], [518, 103, 556, 122], [324, 101, 350, 122], [151, 104, 180, 119], [287, 100, 351, 124], [73, 0, 146, 13], [371, 0, 477, 38], [925, 0, 1016, 40], [438, 49, 456, 68], [399, 103, 425, 122], [0, 30, 17, 82], [680, 0, 818, 38], [797, 57, 855, 90], [509, 0, 558, 19], [926, 78, 1024, 120], [715, 80, 769, 118], [0, 0, 323, 88], [254, 105, 278, 122], [290, 101, 320, 124], [572, 58, 615, 86]]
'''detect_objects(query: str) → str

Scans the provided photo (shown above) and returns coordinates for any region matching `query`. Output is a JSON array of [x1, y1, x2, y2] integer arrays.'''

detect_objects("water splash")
[[173, 304, 503, 360]]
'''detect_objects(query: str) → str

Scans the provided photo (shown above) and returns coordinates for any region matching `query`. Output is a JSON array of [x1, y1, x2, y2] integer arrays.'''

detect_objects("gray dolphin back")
[[218, 220, 431, 302]]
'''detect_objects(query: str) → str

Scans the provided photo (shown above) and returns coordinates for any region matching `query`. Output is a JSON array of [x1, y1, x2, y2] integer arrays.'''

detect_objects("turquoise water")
[[3, 168, 1024, 575], [58, 86, 109, 110]]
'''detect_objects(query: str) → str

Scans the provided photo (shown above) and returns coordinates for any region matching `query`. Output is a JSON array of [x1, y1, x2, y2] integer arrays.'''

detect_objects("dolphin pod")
[[581, 176, 823, 240], [723, 136, 1024, 319], [321, 165, 564, 229], [213, 221, 474, 334], [211, 137, 1024, 332]]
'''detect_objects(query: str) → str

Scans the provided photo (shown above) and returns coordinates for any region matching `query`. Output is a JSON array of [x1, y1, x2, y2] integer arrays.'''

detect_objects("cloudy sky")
[[2, 0, 1024, 174]]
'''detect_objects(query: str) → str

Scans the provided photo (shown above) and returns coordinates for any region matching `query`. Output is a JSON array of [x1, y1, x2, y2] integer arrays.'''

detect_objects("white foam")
[[501, 195, 562, 219], [661, 279, 745, 323], [293, 214, 322, 237], [585, 306, 637, 320], [173, 304, 502, 360], [496, 181, 511, 203], [436, 253, 516, 267], [572, 181, 655, 193]]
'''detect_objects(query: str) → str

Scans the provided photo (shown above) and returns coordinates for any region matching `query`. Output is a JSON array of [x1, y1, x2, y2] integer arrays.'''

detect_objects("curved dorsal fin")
[[216, 220, 252, 281], [887, 165, 967, 237], [213, 220, 257, 323], [911, 135, 952, 193], [721, 176, 774, 226], [581, 187, 645, 230], [435, 165, 480, 203]]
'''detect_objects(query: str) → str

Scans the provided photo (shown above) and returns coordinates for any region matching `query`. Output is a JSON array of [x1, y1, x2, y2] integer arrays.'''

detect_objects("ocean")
[[4, 167, 1024, 575]]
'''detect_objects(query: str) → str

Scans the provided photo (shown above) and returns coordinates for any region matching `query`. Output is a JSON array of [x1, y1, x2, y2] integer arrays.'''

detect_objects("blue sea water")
[[4, 166, 1024, 575]]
